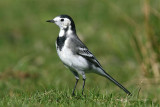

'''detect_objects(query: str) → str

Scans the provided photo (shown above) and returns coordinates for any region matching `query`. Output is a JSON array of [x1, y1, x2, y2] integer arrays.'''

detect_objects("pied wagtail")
[[46, 15, 131, 96]]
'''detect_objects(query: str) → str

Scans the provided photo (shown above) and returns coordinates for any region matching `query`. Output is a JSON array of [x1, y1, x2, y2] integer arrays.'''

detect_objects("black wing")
[[77, 47, 102, 68]]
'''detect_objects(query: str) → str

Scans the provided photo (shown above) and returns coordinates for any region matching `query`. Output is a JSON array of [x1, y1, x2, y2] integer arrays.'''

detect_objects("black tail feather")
[[102, 70, 131, 95]]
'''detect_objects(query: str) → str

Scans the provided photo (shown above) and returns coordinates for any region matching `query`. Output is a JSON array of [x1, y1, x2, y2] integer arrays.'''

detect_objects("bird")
[[46, 15, 131, 96]]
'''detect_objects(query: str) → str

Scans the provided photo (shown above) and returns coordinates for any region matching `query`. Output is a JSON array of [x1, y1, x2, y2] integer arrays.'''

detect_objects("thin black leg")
[[72, 79, 79, 96], [82, 78, 86, 95]]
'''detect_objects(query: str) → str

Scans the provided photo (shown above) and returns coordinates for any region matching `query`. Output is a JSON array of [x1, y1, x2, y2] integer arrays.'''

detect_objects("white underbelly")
[[57, 46, 89, 71]]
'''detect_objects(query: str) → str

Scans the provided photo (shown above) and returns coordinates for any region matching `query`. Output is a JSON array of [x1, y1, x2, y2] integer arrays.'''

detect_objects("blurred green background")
[[0, 0, 160, 106]]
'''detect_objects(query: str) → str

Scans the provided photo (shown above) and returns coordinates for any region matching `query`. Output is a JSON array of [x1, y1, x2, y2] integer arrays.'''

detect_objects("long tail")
[[99, 68, 131, 95]]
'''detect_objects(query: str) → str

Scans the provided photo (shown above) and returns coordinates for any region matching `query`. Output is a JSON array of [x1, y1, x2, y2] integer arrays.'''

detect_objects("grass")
[[0, 89, 157, 106], [0, 0, 160, 106]]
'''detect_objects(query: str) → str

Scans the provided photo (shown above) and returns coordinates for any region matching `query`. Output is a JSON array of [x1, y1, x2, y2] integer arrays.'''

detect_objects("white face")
[[53, 16, 71, 29]]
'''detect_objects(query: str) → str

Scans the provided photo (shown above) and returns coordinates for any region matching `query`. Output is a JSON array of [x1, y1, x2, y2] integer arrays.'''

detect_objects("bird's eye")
[[60, 19, 64, 22]]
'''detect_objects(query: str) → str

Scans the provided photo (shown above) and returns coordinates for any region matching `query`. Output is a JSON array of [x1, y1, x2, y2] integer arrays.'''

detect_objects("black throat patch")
[[56, 36, 66, 51]]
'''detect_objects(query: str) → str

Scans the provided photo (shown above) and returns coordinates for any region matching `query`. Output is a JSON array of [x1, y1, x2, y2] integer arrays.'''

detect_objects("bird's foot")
[[82, 91, 84, 95], [72, 92, 75, 96]]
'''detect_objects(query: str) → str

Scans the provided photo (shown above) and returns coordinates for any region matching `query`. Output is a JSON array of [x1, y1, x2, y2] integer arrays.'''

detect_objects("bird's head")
[[46, 15, 76, 31]]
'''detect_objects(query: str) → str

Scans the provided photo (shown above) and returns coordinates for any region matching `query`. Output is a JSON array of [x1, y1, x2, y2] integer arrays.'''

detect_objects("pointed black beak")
[[46, 20, 55, 23]]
